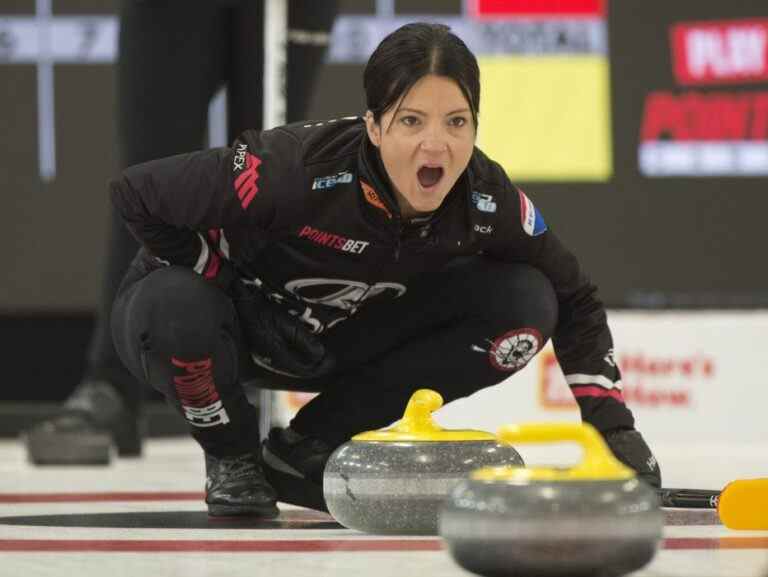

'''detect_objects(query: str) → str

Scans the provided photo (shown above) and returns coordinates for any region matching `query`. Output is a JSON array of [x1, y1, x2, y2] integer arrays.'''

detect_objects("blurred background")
[[1, 0, 767, 448]]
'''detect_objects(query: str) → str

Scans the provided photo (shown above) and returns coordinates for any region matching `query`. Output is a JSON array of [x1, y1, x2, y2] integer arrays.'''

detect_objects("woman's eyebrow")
[[397, 107, 471, 116], [397, 107, 426, 115]]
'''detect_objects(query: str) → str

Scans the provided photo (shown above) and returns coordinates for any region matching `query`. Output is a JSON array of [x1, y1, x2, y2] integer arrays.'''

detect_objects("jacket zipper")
[[394, 218, 404, 261]]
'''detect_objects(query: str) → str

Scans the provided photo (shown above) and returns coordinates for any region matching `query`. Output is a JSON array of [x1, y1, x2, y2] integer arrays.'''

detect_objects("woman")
[[25, 0, 338, 466], [111, 23, 660, 518]]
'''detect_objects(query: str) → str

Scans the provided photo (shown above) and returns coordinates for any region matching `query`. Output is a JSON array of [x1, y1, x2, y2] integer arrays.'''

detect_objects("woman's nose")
[[420, 131, 448, 152]]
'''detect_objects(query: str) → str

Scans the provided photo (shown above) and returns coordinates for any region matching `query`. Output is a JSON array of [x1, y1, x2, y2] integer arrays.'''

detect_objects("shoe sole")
[[207, 503, 280, 518], [262, 460, 328, 513], [24, 431, 111, 466]]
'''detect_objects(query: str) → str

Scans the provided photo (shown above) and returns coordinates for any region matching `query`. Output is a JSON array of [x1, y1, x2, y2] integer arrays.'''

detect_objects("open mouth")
[[417, 165, 444, 189]]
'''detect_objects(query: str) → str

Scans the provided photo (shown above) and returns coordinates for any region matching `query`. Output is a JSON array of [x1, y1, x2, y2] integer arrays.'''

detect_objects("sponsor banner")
[[639, 141, 768, 176], [638, 88, 768, 175], [328, 16, 606, 63], [478, 55, 612, 180], [326, 0, 609, 181], [636, 15, 768, 177], [436, 312, 768, 444], [0, 17, 117, 63], [538, 347, 706, 411], [671, 19, 768, 86], [472, 0, 604, 18], [640, 91, 768, 142]]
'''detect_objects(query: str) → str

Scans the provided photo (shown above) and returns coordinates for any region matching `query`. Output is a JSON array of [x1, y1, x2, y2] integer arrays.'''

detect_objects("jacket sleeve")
[[484, 177, 634, 432], [109, 127, 303, 276]]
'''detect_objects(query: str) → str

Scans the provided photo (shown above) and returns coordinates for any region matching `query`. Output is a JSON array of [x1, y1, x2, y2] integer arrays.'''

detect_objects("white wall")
[[274, 312, 768, 488]]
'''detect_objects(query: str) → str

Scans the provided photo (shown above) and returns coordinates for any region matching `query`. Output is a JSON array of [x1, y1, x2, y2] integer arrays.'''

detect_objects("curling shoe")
[[205, 451, 279, 517], [261, 427, 334, 512], [23, 380, 144, 466]]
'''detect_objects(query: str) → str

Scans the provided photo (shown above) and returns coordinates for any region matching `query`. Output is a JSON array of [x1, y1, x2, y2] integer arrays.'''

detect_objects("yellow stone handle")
[[497, 422, 632, 479], [352, 388, 497, 442], [391, 389, 444, 434]]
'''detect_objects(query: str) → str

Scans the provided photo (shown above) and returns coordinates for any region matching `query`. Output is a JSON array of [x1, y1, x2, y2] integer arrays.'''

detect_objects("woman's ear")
[[364, 111, 381, 147]]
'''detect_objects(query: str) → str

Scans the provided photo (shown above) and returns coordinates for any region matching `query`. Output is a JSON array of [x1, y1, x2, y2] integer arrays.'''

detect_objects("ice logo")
[[312, 171, 354, 190], [472, 191, 497, 213]]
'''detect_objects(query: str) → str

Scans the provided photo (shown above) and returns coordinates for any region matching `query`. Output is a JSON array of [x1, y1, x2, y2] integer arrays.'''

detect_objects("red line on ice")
[[0, 492, 203, 503], [0, 539, 444, 552], [0, 538, 766, 553]]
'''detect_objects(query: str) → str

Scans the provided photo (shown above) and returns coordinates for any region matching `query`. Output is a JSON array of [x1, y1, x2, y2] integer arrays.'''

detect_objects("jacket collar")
[[357, 137, 399, 222], [356, 134, 469, 229]]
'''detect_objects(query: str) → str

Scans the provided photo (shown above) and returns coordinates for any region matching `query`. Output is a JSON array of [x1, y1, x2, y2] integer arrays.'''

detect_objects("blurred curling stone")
[[323, 389, 524, 535], [440, 422, 663, 577]]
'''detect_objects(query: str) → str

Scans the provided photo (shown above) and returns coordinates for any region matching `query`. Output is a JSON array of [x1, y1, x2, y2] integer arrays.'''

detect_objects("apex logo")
[[233, 144, 262, 210], [233, 143, 249, 171]]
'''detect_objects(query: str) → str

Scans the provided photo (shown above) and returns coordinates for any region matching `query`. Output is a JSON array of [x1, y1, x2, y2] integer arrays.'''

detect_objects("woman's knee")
[[111, 266, 240, 390], [123, 266, 236, 342], [461, 260, 558, 339]]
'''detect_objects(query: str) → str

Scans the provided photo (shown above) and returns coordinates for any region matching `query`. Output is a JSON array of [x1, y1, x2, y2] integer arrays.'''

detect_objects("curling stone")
[[440, 423, 663, 577], [323, 389, 525, 535]]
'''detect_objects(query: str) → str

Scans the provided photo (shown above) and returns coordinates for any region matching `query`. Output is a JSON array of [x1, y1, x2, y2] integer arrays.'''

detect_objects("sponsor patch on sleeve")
[[518, 188, 548, 236], [232, 142, 262, 210]]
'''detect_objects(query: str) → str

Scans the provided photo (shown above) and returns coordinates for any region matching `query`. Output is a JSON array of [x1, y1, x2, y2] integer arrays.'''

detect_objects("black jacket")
[[110, 116, 624, 403]]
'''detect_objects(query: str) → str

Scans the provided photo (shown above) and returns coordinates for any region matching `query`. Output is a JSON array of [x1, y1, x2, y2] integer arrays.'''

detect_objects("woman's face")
[[365, 74, 476, 218]]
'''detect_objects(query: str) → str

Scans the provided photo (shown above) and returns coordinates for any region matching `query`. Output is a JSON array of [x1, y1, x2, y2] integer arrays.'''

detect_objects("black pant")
[[86, 0, 337, 407], [111, 257, 558, 455]]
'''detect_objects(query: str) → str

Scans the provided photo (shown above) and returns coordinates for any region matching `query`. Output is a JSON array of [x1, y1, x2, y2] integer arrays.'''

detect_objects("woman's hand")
[[232, 280, 336, 379]]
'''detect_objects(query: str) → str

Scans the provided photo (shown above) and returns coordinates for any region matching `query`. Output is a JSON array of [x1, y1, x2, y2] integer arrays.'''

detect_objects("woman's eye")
[[449, 116, 467, 127], [401, 116, 420, 126]]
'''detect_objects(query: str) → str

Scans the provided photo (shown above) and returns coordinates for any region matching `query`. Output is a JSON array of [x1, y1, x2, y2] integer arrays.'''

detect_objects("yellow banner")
[[478, 56, 612, 181]]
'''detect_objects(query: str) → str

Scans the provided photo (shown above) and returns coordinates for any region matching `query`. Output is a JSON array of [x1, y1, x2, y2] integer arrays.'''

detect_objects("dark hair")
[[363, 23, 480, 128]]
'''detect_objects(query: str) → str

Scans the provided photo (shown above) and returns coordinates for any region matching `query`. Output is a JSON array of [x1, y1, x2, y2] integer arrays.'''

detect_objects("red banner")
[[671, 19, 768, 86], [640, 91, 768, 142], [473, 0, 604, 17]]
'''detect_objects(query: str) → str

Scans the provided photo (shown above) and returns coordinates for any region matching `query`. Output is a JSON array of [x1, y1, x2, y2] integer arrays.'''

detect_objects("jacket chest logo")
[[360, 180, 392, 219], [312, 171, 354, 190], [472, 191, 497, 213], [471, 191, 496, 236], [298, 225, 370, 254]]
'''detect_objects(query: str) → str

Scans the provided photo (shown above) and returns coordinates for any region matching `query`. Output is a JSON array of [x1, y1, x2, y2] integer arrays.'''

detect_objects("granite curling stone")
[[440, 422, 663, 577], [323, 389, 525, 535]]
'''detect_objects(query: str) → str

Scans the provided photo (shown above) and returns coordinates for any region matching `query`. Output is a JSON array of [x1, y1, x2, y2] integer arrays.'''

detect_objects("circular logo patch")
[[489, 329, 543, 372]]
